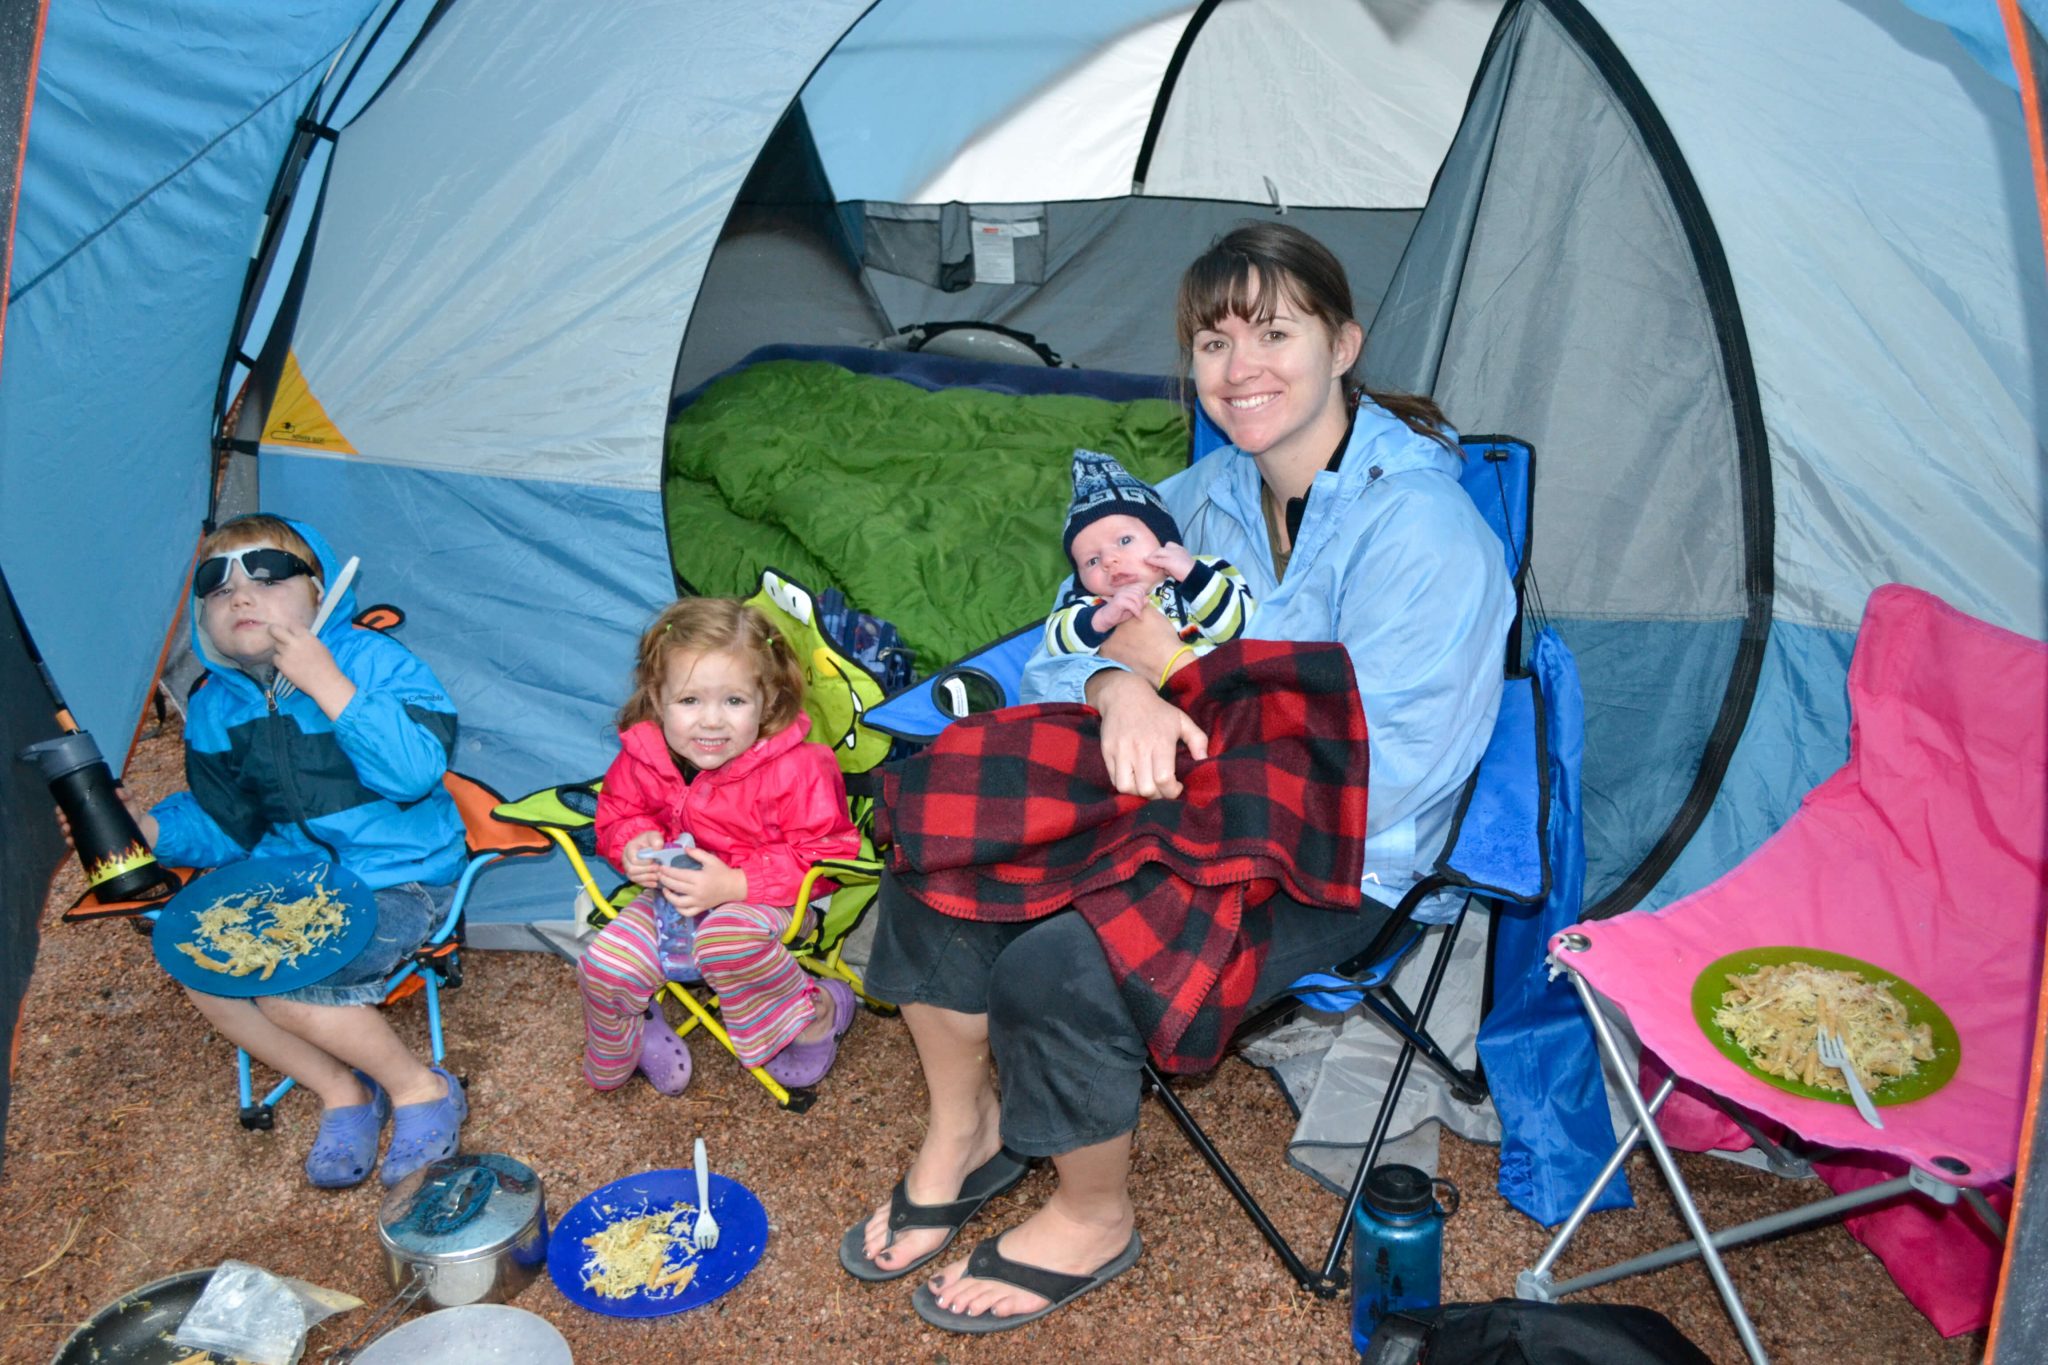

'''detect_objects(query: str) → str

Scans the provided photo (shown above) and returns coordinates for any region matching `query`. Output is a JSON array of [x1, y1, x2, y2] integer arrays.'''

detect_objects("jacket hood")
[[190, 518, 361, 682], [617, 710, 815, 784]]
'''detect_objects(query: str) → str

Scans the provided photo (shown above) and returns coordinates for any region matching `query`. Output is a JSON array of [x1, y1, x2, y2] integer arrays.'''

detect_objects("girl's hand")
[[656, 846, 748, 916], [1098, 603, 1182, 682], [1085, 667, 1208, 800], [621, 831, 665, 887], [1146, 542, 1196, 581]]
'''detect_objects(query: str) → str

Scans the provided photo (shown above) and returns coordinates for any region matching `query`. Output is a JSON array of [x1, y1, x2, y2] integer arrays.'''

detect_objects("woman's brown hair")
[[617, 598, 806, 740], [1174, 221, 1453, 446]]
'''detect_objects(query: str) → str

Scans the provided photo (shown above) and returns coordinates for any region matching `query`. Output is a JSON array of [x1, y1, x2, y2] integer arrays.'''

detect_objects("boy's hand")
[[656, 847, 747, 916], [1089, 583, 1152, 634], [1146, 542, 1196, 581], [622, 831, 665, 888], [267, 623, 357, 719]]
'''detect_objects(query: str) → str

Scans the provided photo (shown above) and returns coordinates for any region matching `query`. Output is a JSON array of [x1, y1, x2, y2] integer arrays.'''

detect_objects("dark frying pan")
[[50, 1267, 239, 1364]]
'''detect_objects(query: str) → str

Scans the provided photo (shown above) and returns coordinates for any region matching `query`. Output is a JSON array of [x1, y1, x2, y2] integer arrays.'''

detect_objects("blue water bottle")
[[1350, 1163, 1458, 1356]]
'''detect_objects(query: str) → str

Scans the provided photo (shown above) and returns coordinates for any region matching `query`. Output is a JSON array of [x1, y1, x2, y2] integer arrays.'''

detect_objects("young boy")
[[1043, 449, 1255, 670], [112, 515, 469, 1189]]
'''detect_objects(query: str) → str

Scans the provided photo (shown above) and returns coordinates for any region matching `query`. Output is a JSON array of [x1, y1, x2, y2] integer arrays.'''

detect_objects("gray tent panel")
[[1370, 0, 1765, 909]]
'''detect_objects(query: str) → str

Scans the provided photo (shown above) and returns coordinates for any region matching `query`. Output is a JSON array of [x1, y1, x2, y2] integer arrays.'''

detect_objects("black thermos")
[[20, 730, 172, 902]]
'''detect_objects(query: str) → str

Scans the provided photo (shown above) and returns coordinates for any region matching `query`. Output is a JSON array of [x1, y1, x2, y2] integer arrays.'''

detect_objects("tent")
[[3, 0, 2044, 1335]]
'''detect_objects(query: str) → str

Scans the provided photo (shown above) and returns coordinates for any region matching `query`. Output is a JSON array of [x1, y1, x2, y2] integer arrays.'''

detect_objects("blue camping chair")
[[1137, 434, 1556, 1297], [873, 433, 1560, 1297]]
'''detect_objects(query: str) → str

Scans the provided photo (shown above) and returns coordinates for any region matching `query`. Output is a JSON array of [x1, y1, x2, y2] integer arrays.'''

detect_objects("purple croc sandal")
[[638, 1006, 694, 1095], [764, 978, 857, 1089], [379, 1065, 468, 1187], [305, 1071, 389, 1189]]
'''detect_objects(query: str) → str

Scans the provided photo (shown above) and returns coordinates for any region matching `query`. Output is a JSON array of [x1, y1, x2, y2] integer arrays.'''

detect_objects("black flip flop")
[[910, 1229, 1144, 1334], [838, 1147, 1032, 1283]]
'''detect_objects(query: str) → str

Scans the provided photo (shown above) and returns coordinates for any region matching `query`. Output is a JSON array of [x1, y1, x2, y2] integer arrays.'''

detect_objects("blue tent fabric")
[[0, 0, 375, 764], [1479, 628, 1632, 1224]]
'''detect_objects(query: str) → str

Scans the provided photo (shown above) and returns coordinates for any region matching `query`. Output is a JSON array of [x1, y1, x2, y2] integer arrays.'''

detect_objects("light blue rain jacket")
[[1023, 401, 1513, 921]]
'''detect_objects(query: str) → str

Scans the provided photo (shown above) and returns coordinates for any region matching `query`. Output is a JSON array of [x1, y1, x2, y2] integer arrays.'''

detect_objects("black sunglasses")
[[193, 547, 318, 598]]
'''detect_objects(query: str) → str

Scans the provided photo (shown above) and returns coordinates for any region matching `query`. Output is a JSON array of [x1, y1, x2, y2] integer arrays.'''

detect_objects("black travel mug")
[[19, 731, 175, 902]]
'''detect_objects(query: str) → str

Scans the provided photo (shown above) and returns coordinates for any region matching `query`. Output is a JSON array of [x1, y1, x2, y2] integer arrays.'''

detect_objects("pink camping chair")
[[1519, 585, 2046, 1363]]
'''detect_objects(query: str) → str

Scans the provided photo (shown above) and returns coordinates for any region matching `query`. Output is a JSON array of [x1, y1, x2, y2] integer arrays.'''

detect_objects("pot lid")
[[352, 1304, 571, 1364], [377, 1153, 545, 1263]]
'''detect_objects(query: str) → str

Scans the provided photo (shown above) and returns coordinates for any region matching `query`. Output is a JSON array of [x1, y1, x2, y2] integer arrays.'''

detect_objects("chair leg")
[[1143, 1062, 1337, 1296], [660, 981, 808, 1112], [1561, 964, 1770, 1365], [1317, 910, 1474, 1285]]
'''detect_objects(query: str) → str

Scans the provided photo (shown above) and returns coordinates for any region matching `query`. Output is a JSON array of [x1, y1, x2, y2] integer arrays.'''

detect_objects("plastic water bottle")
[[1350, 1164, 1458, 1356]]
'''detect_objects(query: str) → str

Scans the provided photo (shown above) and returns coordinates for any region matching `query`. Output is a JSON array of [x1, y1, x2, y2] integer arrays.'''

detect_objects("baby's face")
[[1071, 514, 1165, 599], [199, 561, 320, 669]]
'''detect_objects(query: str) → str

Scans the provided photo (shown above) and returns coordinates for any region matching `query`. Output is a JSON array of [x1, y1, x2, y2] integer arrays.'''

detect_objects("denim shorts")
[[271, 880, 452, 1008]]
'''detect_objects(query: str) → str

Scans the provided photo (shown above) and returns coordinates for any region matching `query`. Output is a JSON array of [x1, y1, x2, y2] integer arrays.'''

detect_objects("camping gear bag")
[[1360, 1299, 1712, 1365]]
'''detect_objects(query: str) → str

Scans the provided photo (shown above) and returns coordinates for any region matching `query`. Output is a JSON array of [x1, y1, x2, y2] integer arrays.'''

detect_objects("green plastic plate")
[[1691, 945, 1960, 1106]]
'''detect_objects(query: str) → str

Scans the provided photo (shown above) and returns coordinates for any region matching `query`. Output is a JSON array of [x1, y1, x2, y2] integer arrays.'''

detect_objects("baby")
[[1043, 449, 1253, 669]]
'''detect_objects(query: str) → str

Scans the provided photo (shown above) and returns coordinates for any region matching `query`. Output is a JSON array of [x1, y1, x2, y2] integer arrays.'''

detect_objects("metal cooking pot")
[[331, 1153, 548, 1362]]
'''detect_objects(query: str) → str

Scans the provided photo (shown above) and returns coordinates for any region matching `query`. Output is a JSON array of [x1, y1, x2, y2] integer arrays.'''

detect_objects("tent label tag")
[[971, 219, 1038, 285]]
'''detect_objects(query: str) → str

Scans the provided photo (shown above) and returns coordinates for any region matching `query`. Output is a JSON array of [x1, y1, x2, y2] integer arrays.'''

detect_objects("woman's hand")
[[1098, 602, 1182, 682], [657, 847, 747, 916], [1086, 667, 1209, 799], [621, 831, 665, 887]]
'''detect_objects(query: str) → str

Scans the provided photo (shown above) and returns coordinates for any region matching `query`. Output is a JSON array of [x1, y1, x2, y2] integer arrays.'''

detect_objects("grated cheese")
[[580, 1203, 701, 1299], [1714, 961, 1936, 1092], [175, 882, 349, 979]]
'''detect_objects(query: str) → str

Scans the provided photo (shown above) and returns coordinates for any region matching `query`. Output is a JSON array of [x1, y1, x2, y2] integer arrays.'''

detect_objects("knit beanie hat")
[[1062, 449, 1182, 561]]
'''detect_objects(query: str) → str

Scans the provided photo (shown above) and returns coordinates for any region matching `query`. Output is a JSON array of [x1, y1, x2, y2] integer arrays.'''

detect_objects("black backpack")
[[1362, 1299, 1714, 1365]]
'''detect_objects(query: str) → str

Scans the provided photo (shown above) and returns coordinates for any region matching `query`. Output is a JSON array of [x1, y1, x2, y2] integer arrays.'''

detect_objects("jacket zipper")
[[269, 683, 342, 863]]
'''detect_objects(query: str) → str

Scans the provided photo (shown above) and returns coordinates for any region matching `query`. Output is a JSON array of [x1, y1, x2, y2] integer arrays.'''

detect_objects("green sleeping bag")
[[665, 360, 1191, 674]]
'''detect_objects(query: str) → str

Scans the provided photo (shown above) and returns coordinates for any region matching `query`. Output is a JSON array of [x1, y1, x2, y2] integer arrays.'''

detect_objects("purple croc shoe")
[[764, 979, 857, 1088]]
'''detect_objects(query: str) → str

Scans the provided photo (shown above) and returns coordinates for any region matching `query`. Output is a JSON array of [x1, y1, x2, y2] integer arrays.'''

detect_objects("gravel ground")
[[0, 717, 1984, 1364]]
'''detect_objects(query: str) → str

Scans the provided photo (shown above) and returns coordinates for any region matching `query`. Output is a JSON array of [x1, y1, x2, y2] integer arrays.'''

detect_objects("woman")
[[843, 222, 1514, 1332]]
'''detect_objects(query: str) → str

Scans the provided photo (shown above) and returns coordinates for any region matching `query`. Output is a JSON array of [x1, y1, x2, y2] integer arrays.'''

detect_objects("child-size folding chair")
[[1134, 436, 1567, 1298], [230, 767, 553, 1128], [494, 568, 889, 1111], [1522, 585, 2044, 1362], [59, 605, 556, 1127]]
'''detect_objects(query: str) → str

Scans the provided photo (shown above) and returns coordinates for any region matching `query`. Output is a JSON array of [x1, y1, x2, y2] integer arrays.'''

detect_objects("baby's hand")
[[1146, 542, 1196, 581], [656, 846, 747, 916], [1089, 582, 1152, 634], [623, 831, 665, 888]]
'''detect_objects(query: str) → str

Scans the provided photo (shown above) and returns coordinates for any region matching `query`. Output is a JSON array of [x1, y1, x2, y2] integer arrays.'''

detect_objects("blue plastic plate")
[[548, 1168, 769, 1317], [151, 858, 376, 998]]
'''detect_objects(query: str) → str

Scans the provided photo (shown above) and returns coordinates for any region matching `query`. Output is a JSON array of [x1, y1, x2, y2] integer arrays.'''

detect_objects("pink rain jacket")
[[594, 713, 858, 906]]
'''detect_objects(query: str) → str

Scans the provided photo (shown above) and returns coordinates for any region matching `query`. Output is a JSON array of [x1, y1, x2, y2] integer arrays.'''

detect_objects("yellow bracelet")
[[1160, 644, 1198, 688]]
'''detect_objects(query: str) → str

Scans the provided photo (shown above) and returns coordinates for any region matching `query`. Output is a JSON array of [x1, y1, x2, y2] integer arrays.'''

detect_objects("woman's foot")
[[638, 1006, 693, 1095], [855, 1097, 1006, 1276], [763, 979, 855, 1087], [922, 1189, 1137, 1322]]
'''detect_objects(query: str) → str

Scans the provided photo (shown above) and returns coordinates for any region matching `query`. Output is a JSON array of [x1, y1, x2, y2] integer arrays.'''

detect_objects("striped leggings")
[[577, 894, 821, 1086]]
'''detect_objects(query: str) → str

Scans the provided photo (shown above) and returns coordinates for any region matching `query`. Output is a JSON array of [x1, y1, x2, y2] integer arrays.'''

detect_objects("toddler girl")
[[578, 599, 863, 1094]]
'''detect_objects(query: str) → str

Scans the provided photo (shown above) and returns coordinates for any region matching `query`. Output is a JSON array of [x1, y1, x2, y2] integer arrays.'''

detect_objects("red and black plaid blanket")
[[879, 639, 1368, 1073]]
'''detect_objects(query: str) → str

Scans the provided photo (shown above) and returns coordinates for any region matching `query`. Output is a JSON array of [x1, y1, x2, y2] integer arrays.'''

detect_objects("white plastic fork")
[[1815, 1028, 1885, 1129], [692, 1137, 720, 1250]]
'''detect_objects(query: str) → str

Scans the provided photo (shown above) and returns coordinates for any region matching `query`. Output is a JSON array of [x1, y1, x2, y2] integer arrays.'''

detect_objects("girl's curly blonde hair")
[[618, 598, 805, 738]]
